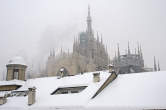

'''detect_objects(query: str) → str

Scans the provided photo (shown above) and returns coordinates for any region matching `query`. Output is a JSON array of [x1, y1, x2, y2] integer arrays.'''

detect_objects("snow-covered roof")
[[0, 71, 166, 109], [88, 71, 166, 109], [0, 79, 25, 86], [7, 56, 26, 66]]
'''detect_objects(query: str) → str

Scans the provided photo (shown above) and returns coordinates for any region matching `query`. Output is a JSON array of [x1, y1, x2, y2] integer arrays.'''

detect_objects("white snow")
[[25, 72, 110, 108], [0, 80, 25, 86], [7, 56, 26, 66], [60, 68, 64, 72], [0, 80, 25, 97], [87, 71, 166, 109], [0, 71, 166, 110]]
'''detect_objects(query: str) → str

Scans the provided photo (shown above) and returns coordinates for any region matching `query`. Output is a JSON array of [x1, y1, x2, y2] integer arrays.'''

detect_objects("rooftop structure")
[[6, 56, 27, 81]]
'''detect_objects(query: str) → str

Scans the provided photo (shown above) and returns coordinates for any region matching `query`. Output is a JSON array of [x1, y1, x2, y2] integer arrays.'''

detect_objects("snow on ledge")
[[7, 56, 26, 66]]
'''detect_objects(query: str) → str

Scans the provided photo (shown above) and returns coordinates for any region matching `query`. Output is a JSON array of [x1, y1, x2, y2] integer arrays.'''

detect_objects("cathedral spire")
[[74, 36, 76, 43], [140, 44, 143, 59], [154, 56, 157, 71], [60, 47, 63, 55], [137, 42, 140, 58], [86, 5, 93, 36], [101, 34, 103, 44], [105, 45, 108, 55], [158, 60, 160, 71], [128, 41, 131, 55], [73, 36, 76, 53], [115, 51, 117, 59], [53, 48, 55, 56], [97, 32, 99, 41], [117, 43, 120, 60], [88, 5, 90, 18]]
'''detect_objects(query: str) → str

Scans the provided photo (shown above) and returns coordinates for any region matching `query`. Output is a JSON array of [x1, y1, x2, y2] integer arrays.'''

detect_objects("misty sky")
[[0, 0, 166, 78]]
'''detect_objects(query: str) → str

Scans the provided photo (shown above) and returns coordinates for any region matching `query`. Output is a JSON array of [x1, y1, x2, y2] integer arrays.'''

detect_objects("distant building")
[[113, 43, 146, 74]]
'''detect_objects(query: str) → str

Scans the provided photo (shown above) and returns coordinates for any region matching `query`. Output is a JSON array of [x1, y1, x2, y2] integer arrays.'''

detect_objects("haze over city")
[[0, 0, 166, 79]]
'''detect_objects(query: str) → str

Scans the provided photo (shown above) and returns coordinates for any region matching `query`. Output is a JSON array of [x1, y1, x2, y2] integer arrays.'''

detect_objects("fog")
[[0, 0, 166, 79]]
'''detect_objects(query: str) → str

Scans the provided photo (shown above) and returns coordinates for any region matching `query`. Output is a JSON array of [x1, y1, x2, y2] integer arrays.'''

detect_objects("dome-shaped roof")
[[7, 56, 26, 66]]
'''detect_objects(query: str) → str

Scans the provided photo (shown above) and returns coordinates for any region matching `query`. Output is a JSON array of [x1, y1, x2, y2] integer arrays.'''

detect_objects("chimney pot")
[[93, 73, 100, 82], [28, 87, 36, 106]]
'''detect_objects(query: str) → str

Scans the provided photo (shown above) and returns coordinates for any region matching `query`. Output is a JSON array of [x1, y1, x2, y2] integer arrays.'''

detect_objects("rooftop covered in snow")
[[0, 71, 166, 110]]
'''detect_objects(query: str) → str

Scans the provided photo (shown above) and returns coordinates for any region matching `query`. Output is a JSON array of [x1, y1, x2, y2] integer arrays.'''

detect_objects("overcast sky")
[[0, 0, 166, 78]]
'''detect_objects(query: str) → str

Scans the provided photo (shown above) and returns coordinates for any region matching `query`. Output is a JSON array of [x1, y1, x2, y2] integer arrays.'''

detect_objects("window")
[[71, 91, 78, 93], [13, 69, 19, 79], [51, 86, 87, 95]]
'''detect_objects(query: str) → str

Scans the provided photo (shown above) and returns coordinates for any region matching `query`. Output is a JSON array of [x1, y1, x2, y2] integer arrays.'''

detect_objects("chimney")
[[0, 95, 7, 105], [108, 64, 114, 73], [93, 73, 100, 82], [28, 87, 36, 106]]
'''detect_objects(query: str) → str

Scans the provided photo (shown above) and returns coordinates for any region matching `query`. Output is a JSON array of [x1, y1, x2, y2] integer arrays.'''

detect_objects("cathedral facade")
[[45, 6, 158, 77], [46, 6, 109, 76]]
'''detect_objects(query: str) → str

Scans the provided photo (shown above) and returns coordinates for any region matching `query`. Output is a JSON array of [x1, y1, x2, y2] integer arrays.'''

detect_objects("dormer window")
[[51, 86, 87, 95]]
